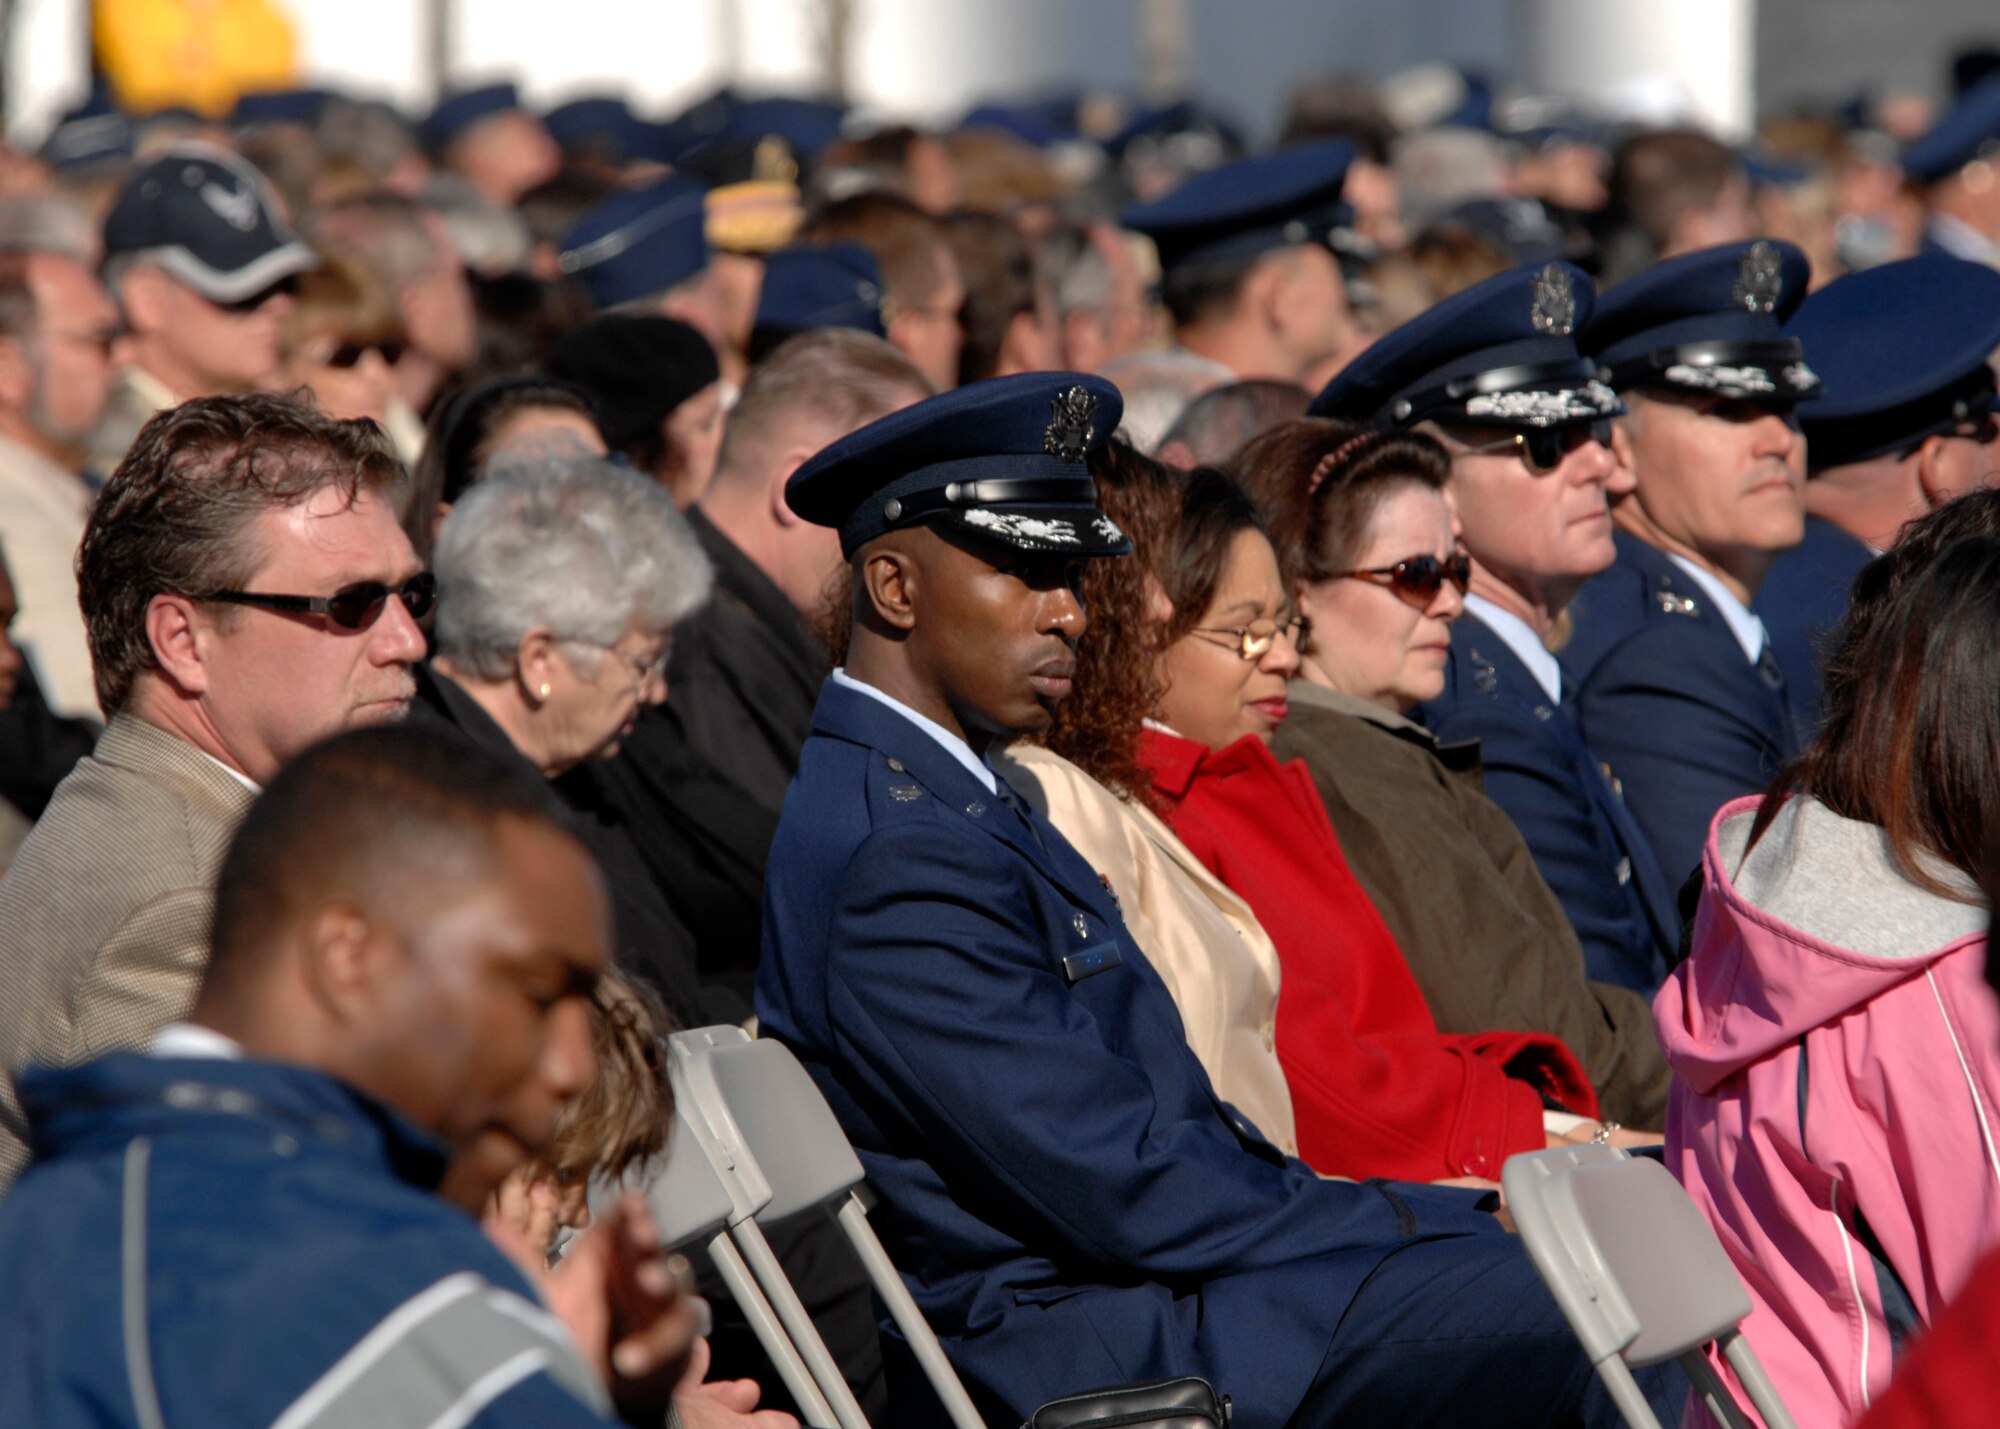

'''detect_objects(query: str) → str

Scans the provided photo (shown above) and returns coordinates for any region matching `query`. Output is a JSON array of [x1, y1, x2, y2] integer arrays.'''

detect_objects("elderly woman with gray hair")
[[416, 451, 716, 1025]]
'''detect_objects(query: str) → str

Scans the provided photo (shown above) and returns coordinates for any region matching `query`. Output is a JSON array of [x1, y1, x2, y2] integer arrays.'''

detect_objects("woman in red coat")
[[1047, 447, 1614, 1182]]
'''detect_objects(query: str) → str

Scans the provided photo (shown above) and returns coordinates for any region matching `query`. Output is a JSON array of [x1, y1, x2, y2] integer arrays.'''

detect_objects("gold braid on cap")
[[1306, 431, 1380, 496]]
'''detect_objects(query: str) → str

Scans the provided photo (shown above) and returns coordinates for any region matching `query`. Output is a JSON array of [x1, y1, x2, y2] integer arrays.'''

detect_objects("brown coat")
[[1271, 681, 1669, 1127], [0, 714, 256, 1185]]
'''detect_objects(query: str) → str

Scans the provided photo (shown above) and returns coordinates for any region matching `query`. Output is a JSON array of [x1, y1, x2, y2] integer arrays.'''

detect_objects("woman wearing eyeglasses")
[[415, 451, 717, 1029], [279, 253, 411, 441], [1235, 419, 1670, 1131], [1002, 445, 1612, 1183]]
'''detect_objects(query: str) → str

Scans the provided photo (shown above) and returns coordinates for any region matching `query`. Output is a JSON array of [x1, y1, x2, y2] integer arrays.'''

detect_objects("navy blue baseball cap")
[[423, 82, 524, 153], [755, 243, 886, 339], [787, 372, 1131, 559], [1901, 77, 2000, 186], [1121, 140, 1355, 272], [1787, 253, 2000, 468], [1583, 239, 1821, 403], [559, 177, 711, 309], [101, 142, 317, 303], [1311, 260, 1622, 429]]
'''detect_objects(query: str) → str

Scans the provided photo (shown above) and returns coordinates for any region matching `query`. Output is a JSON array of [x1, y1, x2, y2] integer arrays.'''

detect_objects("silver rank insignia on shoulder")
[[1656, 591, 1700, 617], [1733, 240, 1783, 314], [1530, 263, 1576, 335], [888, 784, 923, 802], [1072, 912, 1089, 939], [1043, 385, 1098, 462]]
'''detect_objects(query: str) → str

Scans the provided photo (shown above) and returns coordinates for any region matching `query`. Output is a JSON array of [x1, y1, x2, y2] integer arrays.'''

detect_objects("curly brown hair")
[[1229, 417, 1451, 587], [1038, 440, 1220, 805], [77, 392, 406, 715]]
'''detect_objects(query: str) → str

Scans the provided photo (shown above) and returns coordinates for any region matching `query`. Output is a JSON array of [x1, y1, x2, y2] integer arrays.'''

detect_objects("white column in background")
[[1520, 0, 1757, 139]]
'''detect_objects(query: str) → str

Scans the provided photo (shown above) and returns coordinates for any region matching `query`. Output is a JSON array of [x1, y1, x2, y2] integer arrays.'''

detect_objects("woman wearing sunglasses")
[[417, 452, 716, 1029], [1235, 418, 1670, 1131], [1003, 444, 1617, 1183], [279, 253, 411, 440]]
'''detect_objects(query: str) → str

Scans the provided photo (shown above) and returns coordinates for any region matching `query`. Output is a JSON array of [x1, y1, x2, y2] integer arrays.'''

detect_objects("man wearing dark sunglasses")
[[89, 143, 317, 474], [0, 393, 425, 1188], [1311, 260, 1681, 998], [1565, 240, 1819, 893]]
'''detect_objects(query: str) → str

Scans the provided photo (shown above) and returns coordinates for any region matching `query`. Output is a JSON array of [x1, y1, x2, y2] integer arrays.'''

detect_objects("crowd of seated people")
[[4, 48, 2000, 1429]]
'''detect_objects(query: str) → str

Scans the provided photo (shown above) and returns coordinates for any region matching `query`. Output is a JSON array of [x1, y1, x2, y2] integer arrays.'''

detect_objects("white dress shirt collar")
[[1464, 594, 1563, 704], [831, 667, 999, 795], [150, 1023, 245, 1059], [1665, 554, 1769, 664]]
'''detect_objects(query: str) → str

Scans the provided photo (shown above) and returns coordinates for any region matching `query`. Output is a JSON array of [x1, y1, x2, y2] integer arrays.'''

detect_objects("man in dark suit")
[[1313, 261, 1677, 992], [1564, 239, 1818, 890], [757, 369, 1674, 1425]]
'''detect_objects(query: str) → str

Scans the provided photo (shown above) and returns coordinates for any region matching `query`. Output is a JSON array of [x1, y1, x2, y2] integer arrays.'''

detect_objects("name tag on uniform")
[[1062, 943, 1122, 985]]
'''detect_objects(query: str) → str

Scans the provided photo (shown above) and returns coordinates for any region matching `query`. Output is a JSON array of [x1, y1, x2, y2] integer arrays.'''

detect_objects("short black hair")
[[206, 724, 581, 997], [1159, 254, 1260, 329]]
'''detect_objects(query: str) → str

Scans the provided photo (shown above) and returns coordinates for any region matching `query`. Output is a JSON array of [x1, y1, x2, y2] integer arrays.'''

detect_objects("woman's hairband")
[[1306, 432, 1380, 495]]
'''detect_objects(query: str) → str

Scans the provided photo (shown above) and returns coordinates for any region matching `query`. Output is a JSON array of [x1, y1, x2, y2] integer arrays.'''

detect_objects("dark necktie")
[[992, 771, 1049, 853]]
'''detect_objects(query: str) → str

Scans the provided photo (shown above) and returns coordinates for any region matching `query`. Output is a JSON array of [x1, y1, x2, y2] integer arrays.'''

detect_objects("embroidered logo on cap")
[[1733, 240, 1783, 314], [199, 177, 259, 233], [1529, 264, 1576, 335], [1043, 384, 1098, 463]]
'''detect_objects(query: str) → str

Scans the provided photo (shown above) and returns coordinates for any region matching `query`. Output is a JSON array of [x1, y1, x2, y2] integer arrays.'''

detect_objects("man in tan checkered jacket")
[[0, 393, 429, 1187]]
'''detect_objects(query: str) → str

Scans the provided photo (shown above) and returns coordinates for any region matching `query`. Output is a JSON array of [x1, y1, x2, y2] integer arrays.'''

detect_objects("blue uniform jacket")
[[754, 679, 1509, 1424], [0, 1054, 614, 1429], [1563, 532, 1800, 892], [1755, 515, 1873, 737], [1411, 613, 1676, 992]]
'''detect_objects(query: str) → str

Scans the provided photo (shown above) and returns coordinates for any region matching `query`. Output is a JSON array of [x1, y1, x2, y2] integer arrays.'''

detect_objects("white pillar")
[[1520, 0, 1757, 140]]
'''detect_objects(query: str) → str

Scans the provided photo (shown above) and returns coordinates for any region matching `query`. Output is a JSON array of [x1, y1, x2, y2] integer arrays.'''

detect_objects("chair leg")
[[834, 1196, 986, 1429], [1594, 1358, 1668, 1429], [708, 1229, 838, 1428], [733, 1214, 874, 1429], [1718, 1333, 1800, 1429], [1679, 1349, 1757, 1429]]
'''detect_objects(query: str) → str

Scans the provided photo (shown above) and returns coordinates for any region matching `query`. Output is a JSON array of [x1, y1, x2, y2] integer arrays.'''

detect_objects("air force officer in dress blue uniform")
[[1311, 263, 1677, 993], [1562, 240, 1817, 892], [754, 371, 1674, 1425]]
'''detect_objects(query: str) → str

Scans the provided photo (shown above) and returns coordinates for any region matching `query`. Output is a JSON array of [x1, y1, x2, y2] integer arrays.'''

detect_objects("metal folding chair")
[[595, 1039, 841, 1428], [668, 1024, 988, 1429], [1502, 1144, 1799, 1429]]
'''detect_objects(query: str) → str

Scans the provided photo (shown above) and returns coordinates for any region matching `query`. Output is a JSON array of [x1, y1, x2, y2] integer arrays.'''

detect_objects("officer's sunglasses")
[[194, 571, 437, 629], [1457, 418, 1615, 472], [1327, 552, 1472, 612]]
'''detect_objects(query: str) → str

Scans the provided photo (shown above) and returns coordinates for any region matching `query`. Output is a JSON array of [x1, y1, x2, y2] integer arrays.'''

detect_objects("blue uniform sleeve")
[[818, 820, 1503, 1280]]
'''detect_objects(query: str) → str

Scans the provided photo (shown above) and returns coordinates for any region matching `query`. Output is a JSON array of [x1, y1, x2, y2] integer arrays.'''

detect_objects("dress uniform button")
[[887, 757, 905, 772], [1616, 857, 1632, 885]]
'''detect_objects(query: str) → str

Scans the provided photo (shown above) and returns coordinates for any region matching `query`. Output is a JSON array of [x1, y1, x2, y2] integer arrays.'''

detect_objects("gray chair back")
[[1503, 1145, 1799, 1429]]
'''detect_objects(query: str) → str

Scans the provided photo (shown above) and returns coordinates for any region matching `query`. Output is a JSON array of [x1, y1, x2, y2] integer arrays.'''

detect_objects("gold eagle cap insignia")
[[1732, 240, 1783, 314], [1530, 264, 1576, 336], [1044, 385, 1098, 463]]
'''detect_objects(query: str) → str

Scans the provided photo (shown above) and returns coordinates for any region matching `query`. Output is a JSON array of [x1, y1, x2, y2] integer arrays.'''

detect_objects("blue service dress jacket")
[[1411, 613, 1677, 994], [756, 677, 1666, 1428], [1563, 532, 1801, 894], [1755, 515, 1873, 737]]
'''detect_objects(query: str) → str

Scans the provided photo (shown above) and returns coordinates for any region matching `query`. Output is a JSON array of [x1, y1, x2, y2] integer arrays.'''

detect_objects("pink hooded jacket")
[[1656, 794, 2000, 1428]]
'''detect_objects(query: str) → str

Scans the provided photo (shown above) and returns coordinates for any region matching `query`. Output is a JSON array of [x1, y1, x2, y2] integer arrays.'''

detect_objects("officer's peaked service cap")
[[1311, 260, 1622, 430], [1122, 139, 1355, 272], [787, 372, 1132, 560]]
